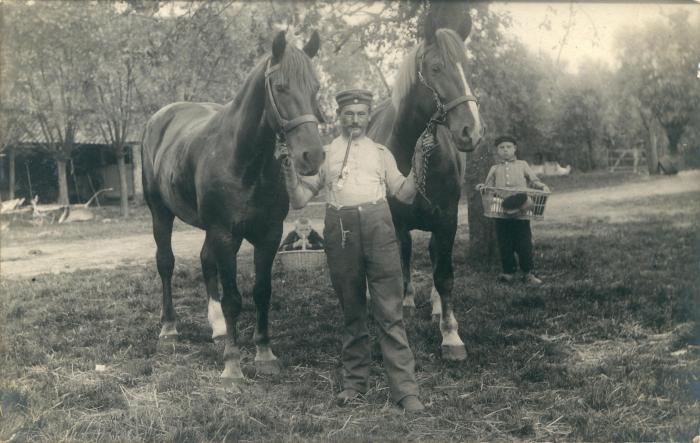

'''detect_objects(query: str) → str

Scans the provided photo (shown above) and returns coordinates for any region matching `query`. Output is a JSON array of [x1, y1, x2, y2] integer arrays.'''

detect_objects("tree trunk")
[[586, 138, 596, 171], [131, 143, 144, 205], [9, 147, 16, 200], [464, 147, 496, 266], [664, 123, 684, 155], [116, 148, 129, 217], [56, 158, 69, 205], [646, 129, 659, 175]]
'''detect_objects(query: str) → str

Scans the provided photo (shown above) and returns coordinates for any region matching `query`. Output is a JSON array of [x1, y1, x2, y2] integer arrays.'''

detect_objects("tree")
[[0, 54, 31, 201], [3, 1, 99, 205], [463, 3, 543, 262], [86, 7, 153, 216], [549, 63, 611, 171], [0, 111, 30, 201], [615, 12, 700, 164]]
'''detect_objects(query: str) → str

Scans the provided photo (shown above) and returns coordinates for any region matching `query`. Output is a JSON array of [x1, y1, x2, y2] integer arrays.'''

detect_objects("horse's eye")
[[275, 84, 288, 92], [431, 64, 441, 73]]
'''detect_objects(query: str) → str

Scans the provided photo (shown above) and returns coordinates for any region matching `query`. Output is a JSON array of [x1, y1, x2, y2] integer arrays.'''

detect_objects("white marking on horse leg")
[[221, 359, 244, 380], [456, 63, 482, 145], [208, 298, 227, 339], [159, 321, 178, 338], [254, 344, 280, 374], [430, 286, 442, 319], [254, 345, 278, 362], [440, 312, 465, 347]]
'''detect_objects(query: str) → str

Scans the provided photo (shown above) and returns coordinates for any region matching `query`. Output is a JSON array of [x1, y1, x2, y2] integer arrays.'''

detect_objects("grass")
[[541, 170, 648, 193], [1, 172, 699, 442]]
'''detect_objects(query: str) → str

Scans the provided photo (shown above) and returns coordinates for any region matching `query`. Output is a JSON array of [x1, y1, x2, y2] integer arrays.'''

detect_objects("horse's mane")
[[275, 45, 320, 94], [232, 43, 318, 109], [391, 28, 468, 111]]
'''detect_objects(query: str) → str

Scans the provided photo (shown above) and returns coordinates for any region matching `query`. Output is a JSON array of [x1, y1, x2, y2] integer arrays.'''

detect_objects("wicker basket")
[[276, 249, 326, 271], [479, 186, 550, 220]]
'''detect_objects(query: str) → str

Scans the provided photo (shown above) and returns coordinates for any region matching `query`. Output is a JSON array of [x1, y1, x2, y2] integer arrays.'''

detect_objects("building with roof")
[[0, 119, 141, 204]]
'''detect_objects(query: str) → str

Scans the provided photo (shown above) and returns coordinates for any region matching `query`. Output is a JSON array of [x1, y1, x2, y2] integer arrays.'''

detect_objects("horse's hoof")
[[220, 376, 244, 393], [212, 335, 226, 346], [156, 335, 180, 352], [255, 359, 281, 375], [403, 305, 416, 319], [442, 344, 467, 361]]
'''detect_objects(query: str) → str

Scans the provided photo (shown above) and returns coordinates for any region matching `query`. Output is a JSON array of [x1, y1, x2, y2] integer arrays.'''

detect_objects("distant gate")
[[608, 148, 647, 173]]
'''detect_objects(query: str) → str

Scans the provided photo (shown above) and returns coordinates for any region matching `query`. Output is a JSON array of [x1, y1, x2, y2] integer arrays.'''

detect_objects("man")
[[280, 89, 428, 413]]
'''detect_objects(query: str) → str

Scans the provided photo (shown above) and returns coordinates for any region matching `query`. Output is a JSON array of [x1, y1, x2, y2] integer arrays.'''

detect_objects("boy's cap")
[[495, 135, 517, 147], [335, 89, 373, 108]]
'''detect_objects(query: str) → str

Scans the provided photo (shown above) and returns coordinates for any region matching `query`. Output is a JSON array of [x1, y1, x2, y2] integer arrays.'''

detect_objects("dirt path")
[[2, 171, 698, 279]]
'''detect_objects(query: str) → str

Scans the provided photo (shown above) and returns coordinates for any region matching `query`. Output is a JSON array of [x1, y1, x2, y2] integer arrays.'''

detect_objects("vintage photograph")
[[1, 1, 698, 441]]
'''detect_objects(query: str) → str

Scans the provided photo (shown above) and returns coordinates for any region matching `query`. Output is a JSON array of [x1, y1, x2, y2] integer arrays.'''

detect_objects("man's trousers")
[[323, 199, 419, 403]]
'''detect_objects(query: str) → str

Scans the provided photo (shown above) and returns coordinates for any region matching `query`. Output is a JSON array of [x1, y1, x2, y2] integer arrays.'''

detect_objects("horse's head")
[[265, 31, 325, 176], [414, 16, 483, 152]]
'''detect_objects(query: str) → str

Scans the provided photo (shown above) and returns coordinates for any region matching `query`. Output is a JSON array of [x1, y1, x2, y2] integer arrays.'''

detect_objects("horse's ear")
[[303, 30, 321, 58], [457, 13, 472, 41], [272, 31, 287, 62], [423, 11, 437, 45], [426, 2, 472, 42]]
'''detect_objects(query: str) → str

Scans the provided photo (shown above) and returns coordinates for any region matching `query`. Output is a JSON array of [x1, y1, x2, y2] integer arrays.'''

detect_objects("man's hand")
[[275, 143, 290, 161], [421, 131, 436, 148], [475, 183, 485, 191], [541, 184, 550, 193]]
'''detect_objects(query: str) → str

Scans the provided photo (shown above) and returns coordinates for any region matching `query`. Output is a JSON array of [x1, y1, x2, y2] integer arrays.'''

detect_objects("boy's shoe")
[[498, 273, 516, 283], [398, 395, 425, 413], [336, 389, 362, 406], [523, 273, 543, 285]]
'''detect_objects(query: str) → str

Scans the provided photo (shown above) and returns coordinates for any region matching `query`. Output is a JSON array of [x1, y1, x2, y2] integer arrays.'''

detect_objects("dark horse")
[[367, 14, 483, 360], [142, 31, 325, 384]]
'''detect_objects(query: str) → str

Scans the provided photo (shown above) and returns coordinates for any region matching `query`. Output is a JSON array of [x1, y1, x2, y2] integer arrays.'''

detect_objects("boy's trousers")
[[495, 218, 533, 274]]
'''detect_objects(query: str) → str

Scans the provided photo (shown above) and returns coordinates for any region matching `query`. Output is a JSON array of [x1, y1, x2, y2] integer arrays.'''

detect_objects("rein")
[[264, 58, 319, 149]]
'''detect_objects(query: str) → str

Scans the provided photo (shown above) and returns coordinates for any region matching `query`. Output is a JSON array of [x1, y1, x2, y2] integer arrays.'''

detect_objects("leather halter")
[[264, 58, 319, 141]]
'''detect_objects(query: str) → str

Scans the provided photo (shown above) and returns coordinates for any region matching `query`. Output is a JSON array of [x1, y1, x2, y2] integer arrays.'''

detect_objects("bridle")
[[416, 49, 479, 134], [264, 57, 320, 145], [412, 48, 482, 210]]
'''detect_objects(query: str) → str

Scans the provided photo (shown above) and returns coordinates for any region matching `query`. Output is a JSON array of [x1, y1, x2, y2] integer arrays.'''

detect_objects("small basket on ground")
[[479, 186, 550, 220], [275, 248, 326, 272]]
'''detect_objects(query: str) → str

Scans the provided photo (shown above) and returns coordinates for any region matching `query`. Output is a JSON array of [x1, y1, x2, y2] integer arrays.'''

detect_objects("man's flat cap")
[[335, 89, 373, 108]]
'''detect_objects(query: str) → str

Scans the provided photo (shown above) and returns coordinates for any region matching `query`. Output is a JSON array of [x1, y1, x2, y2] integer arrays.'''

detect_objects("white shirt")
[[293, 135, 416, 207]]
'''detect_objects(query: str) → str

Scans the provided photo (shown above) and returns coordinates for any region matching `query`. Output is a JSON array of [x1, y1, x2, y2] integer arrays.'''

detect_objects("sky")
[[489, 1, 700, 73]]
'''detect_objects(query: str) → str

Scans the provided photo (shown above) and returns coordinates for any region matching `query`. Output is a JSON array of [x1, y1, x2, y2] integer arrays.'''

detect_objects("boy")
[[479, 135, 550, 284], [279, 218, 324, 251]]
